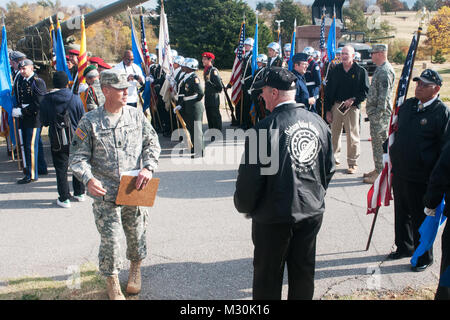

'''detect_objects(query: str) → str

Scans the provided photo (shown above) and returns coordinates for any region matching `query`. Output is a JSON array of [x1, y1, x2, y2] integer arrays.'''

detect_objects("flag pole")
[[365, 15, 424, 251]]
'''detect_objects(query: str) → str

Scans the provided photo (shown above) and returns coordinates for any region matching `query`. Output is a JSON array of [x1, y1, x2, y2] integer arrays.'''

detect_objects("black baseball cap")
[[253, 67, 297, 91], [413, 69, 443, 86], [292, 53, 309, 64]]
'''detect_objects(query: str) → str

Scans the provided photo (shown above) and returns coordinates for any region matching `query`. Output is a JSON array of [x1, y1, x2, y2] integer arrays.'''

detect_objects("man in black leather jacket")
[[386, 69, 450, 273], [234, 67, 335, 300]]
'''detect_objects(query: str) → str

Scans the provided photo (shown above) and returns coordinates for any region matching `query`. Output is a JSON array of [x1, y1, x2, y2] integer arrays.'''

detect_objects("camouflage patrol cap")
[[370, 44, 388, 53], [100, 69, 129, 89], [10, 51, 26, 62]]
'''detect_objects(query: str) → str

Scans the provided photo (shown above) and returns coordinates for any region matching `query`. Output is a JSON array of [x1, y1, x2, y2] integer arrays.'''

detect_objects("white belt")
[[183, 94, 198, 101], [306, 82, 316, 86]]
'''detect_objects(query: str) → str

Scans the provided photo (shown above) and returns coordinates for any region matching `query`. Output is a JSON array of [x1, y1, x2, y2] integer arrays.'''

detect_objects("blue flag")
[[130, 15, 144, 74], [327, 14, 336, 62], [411, 197, 447, 267], [55, 21, 72, 81], [0, 25, 15, 145], [249, 17, 258, 123], [288, 19, 296, 71]]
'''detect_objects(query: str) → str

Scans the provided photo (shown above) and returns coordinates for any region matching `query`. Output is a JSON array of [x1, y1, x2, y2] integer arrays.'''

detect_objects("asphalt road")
[[0, 114, 443, 300]]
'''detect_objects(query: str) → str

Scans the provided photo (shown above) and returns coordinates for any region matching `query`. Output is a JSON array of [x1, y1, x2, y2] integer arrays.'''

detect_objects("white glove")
[[424, 207, 436, 217], [382, 154, 389, 167], [173, 105, 182, 114], [146, 76, 154, 84], [12, 108, 22, 118]]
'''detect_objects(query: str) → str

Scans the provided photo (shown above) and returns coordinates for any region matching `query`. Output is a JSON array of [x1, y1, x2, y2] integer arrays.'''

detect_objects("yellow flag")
[[77, 15, 87, 84]]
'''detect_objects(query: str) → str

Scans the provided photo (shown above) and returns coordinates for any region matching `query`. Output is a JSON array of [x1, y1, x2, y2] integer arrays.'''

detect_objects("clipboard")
[[115, 176, 160, 207]]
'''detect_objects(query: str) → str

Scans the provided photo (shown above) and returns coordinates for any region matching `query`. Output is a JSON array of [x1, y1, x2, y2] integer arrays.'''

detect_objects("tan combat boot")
[[363, 169, 377, 178], [106, 275, 126, 300], [363, 173, 379, 184], [126, 260, 142, 295]]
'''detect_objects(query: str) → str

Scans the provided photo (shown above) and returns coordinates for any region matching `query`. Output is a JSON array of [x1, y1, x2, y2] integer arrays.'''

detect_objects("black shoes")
[[17, 177, 37, 184], [411, 261, 433, 272], [387, 250, 413, 260]]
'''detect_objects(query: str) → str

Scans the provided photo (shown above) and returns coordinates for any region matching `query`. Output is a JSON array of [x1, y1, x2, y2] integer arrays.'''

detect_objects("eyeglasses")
[[416, 81, 435, 88]]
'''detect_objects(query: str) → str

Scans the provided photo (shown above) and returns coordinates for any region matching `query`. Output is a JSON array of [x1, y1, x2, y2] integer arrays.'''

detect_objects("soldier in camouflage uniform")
[[83, 65, 105, 112], [69, 69, 161, 300], [363, 44, 395, 184], [202, 52, 223, 133]]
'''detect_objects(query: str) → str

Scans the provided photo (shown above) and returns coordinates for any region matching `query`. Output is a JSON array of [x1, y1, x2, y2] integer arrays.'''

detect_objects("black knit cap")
[[53, 71, 69, 89]]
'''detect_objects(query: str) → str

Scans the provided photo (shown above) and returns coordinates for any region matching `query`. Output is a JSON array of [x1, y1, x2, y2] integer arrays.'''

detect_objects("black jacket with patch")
[[234, 102, 335, 224]]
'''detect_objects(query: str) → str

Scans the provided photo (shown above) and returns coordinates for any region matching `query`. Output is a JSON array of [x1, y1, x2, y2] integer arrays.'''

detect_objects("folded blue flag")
[[411, 197, 446, 267]]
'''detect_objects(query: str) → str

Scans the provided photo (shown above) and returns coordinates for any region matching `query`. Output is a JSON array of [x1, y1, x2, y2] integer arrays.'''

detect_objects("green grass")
[[0, 263, 109, 300]]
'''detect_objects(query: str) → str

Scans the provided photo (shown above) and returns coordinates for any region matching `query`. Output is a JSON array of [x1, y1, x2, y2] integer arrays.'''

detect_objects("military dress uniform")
[[69, 101, 161, 276], [240, 52, 253, 129], [150, 64, 171, 135], [304, 57, 321, 113], [267, 56, 283, 68], [12, 63, 48, 183], [365, 58, 395, 174], [177, 71, 205, 156], [203, 65, 223, 131], [250, 66, 268, 122]]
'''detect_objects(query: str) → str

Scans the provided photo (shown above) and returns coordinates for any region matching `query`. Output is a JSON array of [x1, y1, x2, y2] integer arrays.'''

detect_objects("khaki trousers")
[[330, 102, 360, 166]]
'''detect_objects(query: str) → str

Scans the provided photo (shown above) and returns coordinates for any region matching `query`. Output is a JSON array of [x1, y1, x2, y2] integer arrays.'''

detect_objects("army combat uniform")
[[178, 71, 205, 156], [69, 104, 161, 276], [85, 79, 105, 112], [203, 65, 223, 131], [366, 60, 395, 173]]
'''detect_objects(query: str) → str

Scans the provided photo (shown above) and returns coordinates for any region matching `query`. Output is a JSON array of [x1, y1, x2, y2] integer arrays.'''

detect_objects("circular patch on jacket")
[[420, 118, 427, 126], [285, 121, 320, 173]]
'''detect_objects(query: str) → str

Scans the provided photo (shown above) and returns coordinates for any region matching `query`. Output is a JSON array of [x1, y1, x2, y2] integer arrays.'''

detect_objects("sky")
[[0, 0, 418, 10]]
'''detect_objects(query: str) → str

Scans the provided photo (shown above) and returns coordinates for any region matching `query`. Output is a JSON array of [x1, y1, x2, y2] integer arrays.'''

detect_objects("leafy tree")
[[412, 0, 439, 11], [271, 0, 309, 45], [425, 6, 450, 61], [151, 0, 273, 69], [256, 1, 275, 12]]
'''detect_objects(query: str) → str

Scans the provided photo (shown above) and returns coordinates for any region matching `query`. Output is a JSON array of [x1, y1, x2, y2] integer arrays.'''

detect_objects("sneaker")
[[57, 199, 71, 208], [347, 165, 358, 174], [73, 194, 86, 202]]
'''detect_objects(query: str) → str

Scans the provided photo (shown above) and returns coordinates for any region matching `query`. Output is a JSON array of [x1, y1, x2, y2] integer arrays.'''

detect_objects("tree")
[[377, 0, 403, 14], [412, 0, 439, 11], [271, 0, 309, 45], [426, 6, 450, 62], [256, 1, 275, 12], [151, 0, 273, 69]]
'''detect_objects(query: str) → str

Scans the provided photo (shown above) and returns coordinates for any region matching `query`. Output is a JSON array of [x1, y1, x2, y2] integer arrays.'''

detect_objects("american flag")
[[367, 31, 420, 214], [230, 21, 245, 105], [140, 13, 151, 74], [319, 8, 327, 74]]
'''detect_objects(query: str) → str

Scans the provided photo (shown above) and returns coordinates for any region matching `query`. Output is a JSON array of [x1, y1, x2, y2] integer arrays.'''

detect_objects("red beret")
[[98, 60, 112, 69], [89, 57, 104, 65], [68, 49, 79, 56], [202, 52, 215, 60]]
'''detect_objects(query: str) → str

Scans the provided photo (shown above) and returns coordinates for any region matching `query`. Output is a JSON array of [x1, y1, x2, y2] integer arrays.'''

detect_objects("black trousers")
[[435, 219, 450, 300], [392, 175, 433, 265], [251, 215, 323, 300], [51, 145, 85, 202]]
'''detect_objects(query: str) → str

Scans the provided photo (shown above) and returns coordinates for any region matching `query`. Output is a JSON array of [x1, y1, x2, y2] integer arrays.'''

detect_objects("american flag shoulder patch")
[[75, 127, 87, 141]]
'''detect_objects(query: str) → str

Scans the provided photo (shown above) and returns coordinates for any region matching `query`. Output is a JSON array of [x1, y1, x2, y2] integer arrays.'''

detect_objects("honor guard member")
[[267, 42, 283, 68], [313, 50, 321, 64], [303, 47, 321, 114], [291, 53, 311, 108], [11, 59, 48, 184], [150, 48, 171, 136], [173, 56, 185, 91], [234, 67, 335, 300], [240, 37, 254, 129], [202, 52, 223, 132], [174, 58, 205, 157], [249, 54, 268, 122], [386, 69, 449, 273], [283, 43, 291, 67], [69, 69, 161, 300]]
